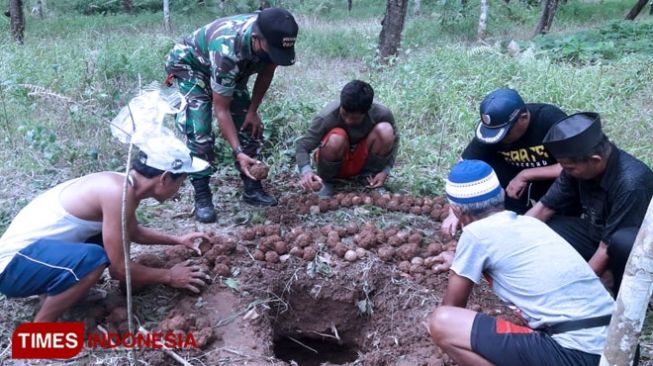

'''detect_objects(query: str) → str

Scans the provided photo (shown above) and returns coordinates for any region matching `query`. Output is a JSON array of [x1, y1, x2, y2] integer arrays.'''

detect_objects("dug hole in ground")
[[2, 175, 517, 366]]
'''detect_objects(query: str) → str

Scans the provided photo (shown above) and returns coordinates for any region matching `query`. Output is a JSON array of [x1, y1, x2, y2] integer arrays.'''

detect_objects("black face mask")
[[254, 48, 272, 64]]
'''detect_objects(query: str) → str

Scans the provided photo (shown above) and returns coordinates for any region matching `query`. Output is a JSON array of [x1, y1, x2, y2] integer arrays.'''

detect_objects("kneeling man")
[[296, 80, 399, 196], [428, 160, 614, 366], [0, 144, 212, 322]]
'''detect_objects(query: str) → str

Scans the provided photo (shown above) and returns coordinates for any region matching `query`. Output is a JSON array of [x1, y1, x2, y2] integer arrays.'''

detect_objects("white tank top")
[[0, 178, 103, 273]]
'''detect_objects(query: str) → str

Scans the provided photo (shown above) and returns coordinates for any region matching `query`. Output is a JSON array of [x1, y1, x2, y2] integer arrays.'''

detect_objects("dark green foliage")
[[534, 21, 653, 63]]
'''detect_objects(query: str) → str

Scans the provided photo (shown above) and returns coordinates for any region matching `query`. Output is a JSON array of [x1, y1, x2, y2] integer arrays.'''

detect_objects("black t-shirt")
[[462, 103, 567, 213], [541, 147, 653, 244]]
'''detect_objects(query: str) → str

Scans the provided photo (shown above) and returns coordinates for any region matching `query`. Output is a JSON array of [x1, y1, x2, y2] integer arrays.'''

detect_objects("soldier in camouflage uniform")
[[165, 7, 298, 223]]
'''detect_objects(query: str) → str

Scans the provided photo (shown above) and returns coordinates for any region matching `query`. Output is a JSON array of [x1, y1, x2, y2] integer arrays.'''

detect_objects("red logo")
[[12, 322, 84, 359], [12, 322, 198, 359]]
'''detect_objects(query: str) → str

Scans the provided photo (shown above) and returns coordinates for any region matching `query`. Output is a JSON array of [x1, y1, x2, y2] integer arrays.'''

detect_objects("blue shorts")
[[471, 313, 600, 366], [0, 239, 110, 297]]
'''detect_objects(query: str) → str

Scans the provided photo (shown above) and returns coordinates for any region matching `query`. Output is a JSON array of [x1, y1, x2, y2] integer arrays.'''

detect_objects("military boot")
[[191, 177, 217, 223], [242, 175, 278, 206]]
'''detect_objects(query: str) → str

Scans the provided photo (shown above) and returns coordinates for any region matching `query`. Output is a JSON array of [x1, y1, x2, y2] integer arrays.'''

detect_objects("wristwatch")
[[232, 145, 243, 158]]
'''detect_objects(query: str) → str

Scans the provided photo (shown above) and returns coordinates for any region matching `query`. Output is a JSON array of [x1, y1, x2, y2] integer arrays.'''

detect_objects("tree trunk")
[[533, 0, 559, 35], [625, 0, 650, 20], [478, 0, 488, 41], [123, 0, 133, 13], [377, 0, 409, 63], [348, 0, 353, 11], [600, 198, 653, 366], [9, 0, 24, 44], [163, 0, 171, 33], [413, 0, 421, 16]]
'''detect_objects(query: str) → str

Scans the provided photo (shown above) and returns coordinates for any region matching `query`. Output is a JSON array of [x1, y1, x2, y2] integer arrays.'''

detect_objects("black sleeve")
[[540, 170, 579, 212]]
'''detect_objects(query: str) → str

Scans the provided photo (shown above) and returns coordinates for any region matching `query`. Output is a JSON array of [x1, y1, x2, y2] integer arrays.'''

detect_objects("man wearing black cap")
[[527, 112, 653, 294], [441, 88, 568, 235], [165, 8, 299, 222]]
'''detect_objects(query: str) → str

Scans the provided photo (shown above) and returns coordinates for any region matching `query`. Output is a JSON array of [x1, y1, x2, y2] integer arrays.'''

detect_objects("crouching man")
[[296, 80, 399, 196], [0, 145, 212, 322], [427, 160, 615, 366]]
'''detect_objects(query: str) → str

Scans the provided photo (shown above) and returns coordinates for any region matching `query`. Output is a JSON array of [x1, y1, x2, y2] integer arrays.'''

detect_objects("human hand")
[[429, 251, 455, 273], [440, 210, 460, 236], [178, 232, 212, 255], [168, 259, 211, 293], [237, 153, 258, 180], [299, 171, 323, 191], [241, 111, 263, 138], [506, 172, 529, 199], [366, 171, 388, 188]]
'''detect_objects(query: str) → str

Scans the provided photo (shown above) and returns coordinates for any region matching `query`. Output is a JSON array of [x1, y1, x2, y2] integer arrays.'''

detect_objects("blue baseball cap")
[[475, 88, 525, 144]]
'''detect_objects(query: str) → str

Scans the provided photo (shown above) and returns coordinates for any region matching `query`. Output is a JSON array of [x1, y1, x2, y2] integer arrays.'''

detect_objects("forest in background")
[[0, 0, 651, 227]]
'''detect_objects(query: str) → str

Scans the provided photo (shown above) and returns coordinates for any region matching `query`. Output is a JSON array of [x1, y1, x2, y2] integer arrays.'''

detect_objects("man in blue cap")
[[428, 160, 614, 366], [527, 112, 653, 294], [441, 88, 568, 235]]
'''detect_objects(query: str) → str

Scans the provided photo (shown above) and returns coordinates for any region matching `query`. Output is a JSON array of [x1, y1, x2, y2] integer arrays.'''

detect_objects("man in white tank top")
[[0, 147, 211, 322]]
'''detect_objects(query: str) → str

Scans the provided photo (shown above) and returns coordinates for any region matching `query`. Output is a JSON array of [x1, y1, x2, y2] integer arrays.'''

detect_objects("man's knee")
[[608, 227, 638, 263], [369, 122, 394, 155], [320, 128, 349, 161], [428, 306, 457, 345], [372, 122, 395, 141]]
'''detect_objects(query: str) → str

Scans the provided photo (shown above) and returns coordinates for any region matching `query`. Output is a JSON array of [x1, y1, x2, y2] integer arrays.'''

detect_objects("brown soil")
[[0, 184, 518, 366], [251, 162, 270, 181], [133, 191, 512, 365]]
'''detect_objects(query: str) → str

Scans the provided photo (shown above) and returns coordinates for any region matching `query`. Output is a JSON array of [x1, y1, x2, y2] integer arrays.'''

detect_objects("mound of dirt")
[[73, 191, 514, 366]]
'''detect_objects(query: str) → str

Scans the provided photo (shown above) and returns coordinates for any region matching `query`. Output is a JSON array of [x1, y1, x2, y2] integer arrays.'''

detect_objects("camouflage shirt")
[[172, 13, 268, 96]]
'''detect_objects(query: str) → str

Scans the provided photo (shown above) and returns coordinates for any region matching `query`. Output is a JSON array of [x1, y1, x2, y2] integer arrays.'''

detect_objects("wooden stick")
[[287, 336, 318, 354]]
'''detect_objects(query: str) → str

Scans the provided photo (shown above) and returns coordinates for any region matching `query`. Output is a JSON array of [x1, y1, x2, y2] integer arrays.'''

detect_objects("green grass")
[[0, 0, 652, 232], [533, 19, 653, 63]]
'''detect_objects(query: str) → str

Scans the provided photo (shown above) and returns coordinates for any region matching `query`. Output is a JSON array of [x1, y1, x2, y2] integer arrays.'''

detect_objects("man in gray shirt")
[[427, 160, 614, 366], [295, 80, 399, 196]]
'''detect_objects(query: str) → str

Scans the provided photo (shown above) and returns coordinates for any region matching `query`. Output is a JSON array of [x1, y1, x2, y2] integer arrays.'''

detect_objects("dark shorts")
[[471, 313, 600, 366], [0, 239, 110, 297]]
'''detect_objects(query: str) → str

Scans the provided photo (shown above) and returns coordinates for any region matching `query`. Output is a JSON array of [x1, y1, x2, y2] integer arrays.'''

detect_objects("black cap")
[[256, 8, 298, 66], [543, 112, 604, 158], [475, 88, 525, 144]]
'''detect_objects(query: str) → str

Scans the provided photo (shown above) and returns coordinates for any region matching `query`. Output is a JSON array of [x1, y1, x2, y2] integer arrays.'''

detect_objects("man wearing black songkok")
[[527, 112, 653, 295]]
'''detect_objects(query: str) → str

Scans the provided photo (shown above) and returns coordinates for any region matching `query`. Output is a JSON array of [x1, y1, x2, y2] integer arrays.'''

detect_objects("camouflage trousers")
[[166, 50, 262, 179]]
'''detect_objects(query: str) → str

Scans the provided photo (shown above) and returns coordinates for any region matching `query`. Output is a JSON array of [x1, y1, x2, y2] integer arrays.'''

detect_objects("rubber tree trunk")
[[378, 0, 409, 63], [625, 0, 650, 20], [478, 0, 488, 41], [123, 0, 133, 13], [599, 198, 653, 366], [163, 0, 171, 33], [348, 0, 353, 11], [533, 0, 559, 35], [9, 0, 24, 44]]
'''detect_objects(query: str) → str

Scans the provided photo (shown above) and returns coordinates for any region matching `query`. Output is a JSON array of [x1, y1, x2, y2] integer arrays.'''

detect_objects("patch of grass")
[[1, 0, 652, 234], [533, 20, 653, 63]]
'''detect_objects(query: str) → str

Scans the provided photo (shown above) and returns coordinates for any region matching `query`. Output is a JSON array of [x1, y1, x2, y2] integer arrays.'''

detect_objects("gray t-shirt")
[[451, 210, 614, 355]]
